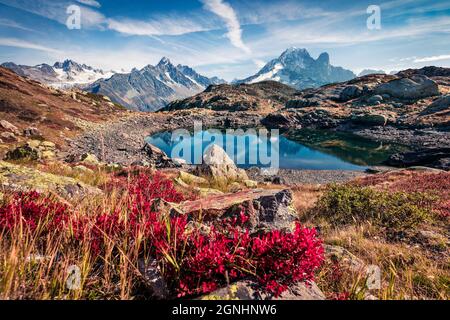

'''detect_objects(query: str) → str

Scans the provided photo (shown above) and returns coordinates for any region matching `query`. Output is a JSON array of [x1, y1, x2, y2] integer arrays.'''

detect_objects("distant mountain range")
[[236, 47, 356, 90], [86, 57, 226, 112], [1, 60, 115, 89], [2, 48, 377, 112]]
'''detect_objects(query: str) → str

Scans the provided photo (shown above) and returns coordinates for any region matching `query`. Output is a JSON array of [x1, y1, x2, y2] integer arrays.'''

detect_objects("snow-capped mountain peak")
[[51, 60, 114, 88], [237, 48, 355, 89], [1, 59, 115, 89], [87, 57, 226, 112], [157, 57, 172, 67]]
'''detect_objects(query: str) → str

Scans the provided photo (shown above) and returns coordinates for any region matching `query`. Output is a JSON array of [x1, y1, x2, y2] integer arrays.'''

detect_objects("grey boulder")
[[374, 75, 439, 100]]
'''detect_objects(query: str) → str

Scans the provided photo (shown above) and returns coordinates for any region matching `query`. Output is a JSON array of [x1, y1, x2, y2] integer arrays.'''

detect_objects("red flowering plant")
[[0, 171, 325, 299], [0, 191, 69, 234]]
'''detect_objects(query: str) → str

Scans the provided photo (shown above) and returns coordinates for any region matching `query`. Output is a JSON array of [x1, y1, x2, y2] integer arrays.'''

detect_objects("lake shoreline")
[[64, 110, 450, 171]]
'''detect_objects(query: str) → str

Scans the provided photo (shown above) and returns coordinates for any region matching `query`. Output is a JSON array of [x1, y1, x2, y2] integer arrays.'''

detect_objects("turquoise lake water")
[[147, 129, 408, 171]]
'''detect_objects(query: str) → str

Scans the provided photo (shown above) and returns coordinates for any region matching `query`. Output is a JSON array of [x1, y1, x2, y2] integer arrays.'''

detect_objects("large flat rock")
[[180, 188, 297, 232]]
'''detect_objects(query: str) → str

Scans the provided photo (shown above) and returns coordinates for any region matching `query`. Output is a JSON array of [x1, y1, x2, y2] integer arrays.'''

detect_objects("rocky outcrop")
[[385, 148, 450, 170], [351, 113, 388, 126], [338, 85, 363, 102], [0, 120, 20, 135], [201, 280, 325, 300], [5, 140, 57, 161], [261, 113, 300, 129], [374, 75, 439, 100], [396, 66, 450, 78], [0, 161, 101, 199], [142, 142, 174, 168], [180, 188, 297, 233], [421, 95, 450, 115], [0, 132, 18, 142], [164, 81, 297, 113]]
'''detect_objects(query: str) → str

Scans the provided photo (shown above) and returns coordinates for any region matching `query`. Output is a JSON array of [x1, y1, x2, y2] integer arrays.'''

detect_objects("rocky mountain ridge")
[[86, 57, 226, 112], [1, 60, 115, 89], [236, 47, 356, 90]]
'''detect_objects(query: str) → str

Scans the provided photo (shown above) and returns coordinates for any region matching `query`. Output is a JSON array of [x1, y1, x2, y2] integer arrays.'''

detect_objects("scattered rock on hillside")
[[196, 144, 248, 182], [5, 140, 56, 161], [137, 258, 169, 299], [0, 132, 18, 142], [421, 95, 450, 115], [0, 120, 20, 135], [23, 127, 41, 137], [367, 95, 384, 105], [81, 153, 100, 165], [286, 98, 320, 108], [351, 113, 387, 126], [0, 161, 101, 199], [338, 85, 363, 102], [261, 113, 300, 129], [374, 75, 439, 100], [201, 280, 325, 300], [386, 148, 450, 170], [324, 245, 366, 271], [142, 142, 174, 168]]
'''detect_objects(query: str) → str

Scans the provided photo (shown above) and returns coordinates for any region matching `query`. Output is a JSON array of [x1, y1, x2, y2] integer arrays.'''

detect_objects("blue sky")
[[0, 0, 449, 80]]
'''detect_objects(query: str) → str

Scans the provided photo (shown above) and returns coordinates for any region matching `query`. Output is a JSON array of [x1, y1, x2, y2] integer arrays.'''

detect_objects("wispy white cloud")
[[201, 0, 251, 54], [0, 18, 35, 32], [248, 13, 450, 56], [414, 54, 450, 63], [0, 37, 61, 53], [236, 0, 335, 25], [76, 0, 101, 8], [106, 16, 210, 37]]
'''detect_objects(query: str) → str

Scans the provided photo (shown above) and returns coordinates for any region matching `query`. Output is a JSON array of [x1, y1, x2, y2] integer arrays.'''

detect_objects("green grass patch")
[[313, 184, 437, 233]]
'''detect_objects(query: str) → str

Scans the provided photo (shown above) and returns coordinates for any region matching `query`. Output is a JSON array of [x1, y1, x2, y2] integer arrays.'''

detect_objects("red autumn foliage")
[[355, 171, 450, 217], [0, 172, 324, 298], [330, 292, 350, 300], [0, 191, 69, 233]]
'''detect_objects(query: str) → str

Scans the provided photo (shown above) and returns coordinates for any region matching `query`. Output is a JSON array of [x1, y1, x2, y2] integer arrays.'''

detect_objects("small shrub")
[[314, 184, 436, 232], [0, 191, 69, 233]]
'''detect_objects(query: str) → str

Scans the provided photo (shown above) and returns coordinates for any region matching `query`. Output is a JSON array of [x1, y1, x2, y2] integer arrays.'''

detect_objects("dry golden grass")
[[318, 224, 449, 300], [292, 176, 449, 300], [291, 184, 324, 215], [0, 189, 149, 300]]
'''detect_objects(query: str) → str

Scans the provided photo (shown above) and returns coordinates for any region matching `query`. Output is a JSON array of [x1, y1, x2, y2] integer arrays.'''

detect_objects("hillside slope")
[[0, 66, 127, 158], [163, 80, 299, 113]]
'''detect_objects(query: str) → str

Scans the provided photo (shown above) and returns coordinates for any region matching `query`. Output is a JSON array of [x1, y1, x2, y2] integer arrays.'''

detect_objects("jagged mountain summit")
[[1, 60, 115, 89], [358, 69, 386, 77], [237, 47, 356, 90], [86, 57, 226, 112]]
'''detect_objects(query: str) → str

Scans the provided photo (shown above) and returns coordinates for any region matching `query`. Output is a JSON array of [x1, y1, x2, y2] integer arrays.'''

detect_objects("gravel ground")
[[246, 167, 368, 185]]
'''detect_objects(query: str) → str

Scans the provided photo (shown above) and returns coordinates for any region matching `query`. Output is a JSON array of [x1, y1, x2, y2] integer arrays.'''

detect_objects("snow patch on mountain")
[[1, 59, 115, 89], [249, 63, 284, 84]]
